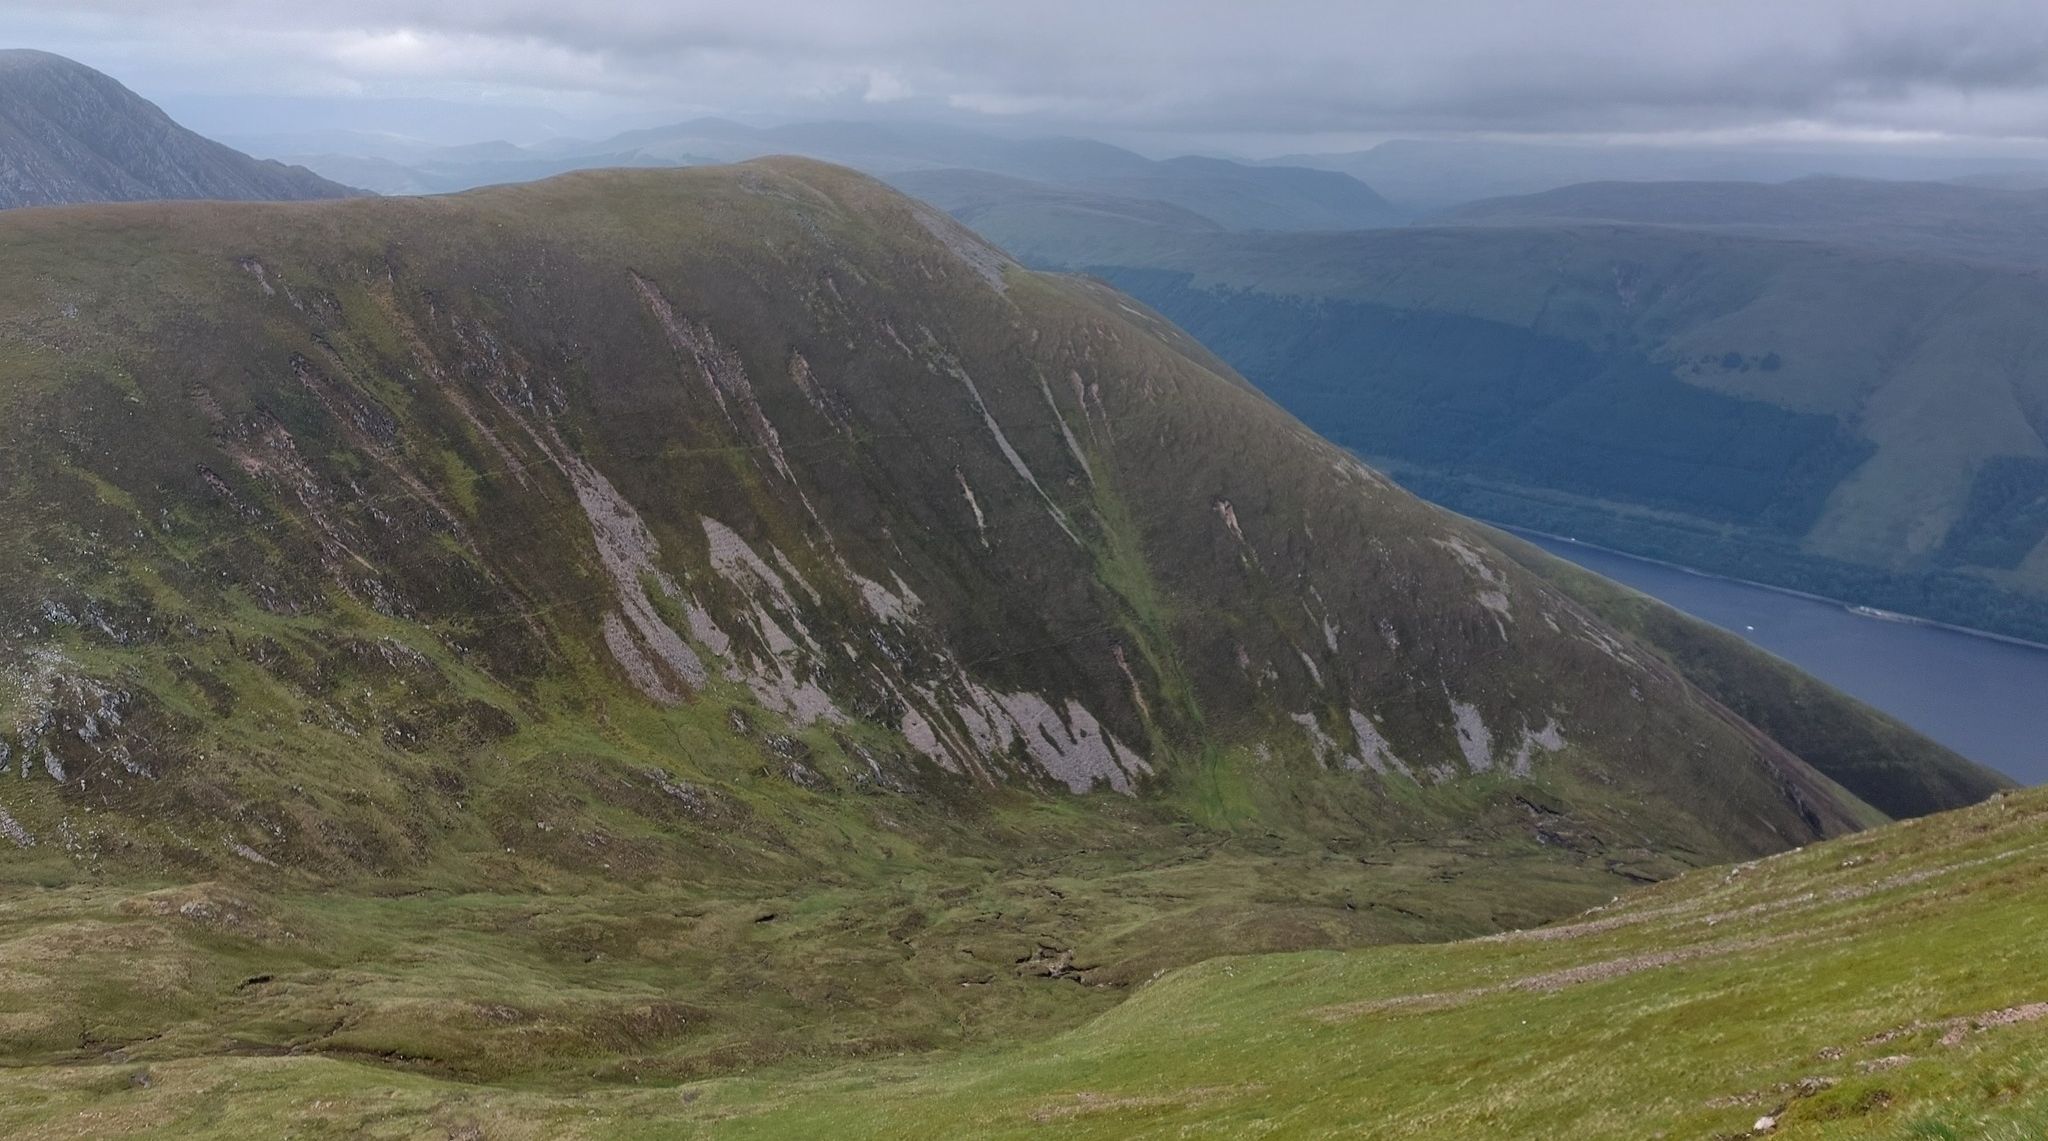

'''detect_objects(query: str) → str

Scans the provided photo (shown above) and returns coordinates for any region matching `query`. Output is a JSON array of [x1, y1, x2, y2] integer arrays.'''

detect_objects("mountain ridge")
[[0, 160, 1900, 872], [0, 49, 359, 209], [1269, 138, 2048, 212], [1438, 175, 2048, 267], [252, 116, 1407, 230]]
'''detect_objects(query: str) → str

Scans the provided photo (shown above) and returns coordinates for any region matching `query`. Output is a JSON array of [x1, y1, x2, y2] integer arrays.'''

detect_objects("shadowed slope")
[[945, 202, 2048, 644], [0, 49, 357, 209]]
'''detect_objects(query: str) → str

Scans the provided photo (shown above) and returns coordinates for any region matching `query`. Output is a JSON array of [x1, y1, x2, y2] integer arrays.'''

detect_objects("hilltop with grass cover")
[[0, 160, 2005, 1133]]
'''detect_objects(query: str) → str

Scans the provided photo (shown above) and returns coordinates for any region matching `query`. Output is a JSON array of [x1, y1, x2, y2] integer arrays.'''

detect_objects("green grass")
[[0, 808, 1635, 1090], [693, 786, 2048, 1140], [4, 787, 2042, 1139]]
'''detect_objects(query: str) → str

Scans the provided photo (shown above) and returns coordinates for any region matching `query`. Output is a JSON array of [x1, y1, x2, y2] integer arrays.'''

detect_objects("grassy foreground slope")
[[697, 784, 2048, 1140], [4, 787, 2042, 1138]]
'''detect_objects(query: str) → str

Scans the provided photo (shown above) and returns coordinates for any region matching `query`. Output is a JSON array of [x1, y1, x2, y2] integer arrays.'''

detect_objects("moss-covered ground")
[[4, 787, 2042, 1139]]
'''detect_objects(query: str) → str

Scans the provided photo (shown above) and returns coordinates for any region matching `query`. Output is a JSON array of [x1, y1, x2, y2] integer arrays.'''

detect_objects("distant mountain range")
[[248, 117, 1408, 232], [915, 171, 2048, 643], [1273, 138, 2048, 214], [0, 50, 356, 209], [1440, 175, 2048, 267]]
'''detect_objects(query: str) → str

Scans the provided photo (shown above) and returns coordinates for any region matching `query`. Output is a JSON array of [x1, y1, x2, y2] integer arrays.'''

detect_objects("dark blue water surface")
[[1520, 533, 2048, 786]]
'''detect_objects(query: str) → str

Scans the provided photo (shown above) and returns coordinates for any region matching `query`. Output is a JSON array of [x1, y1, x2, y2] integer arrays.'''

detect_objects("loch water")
[[1521, 532, 2048, 786]]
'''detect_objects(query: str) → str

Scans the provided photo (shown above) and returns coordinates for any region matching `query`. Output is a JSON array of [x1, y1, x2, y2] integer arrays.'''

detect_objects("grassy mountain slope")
[[943, 195, 2048, 642], [0, 158, 1894, 869], [1481, 526, 2011, 820], [0, 50, 356, 209], [704, 785, 2048, 1141], [7, 778, 2042, 1138], [0, 160, 1988, 1113]]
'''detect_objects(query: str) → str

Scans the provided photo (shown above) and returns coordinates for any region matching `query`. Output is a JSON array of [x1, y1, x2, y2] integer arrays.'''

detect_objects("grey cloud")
[[8, 1, 2048, 145]]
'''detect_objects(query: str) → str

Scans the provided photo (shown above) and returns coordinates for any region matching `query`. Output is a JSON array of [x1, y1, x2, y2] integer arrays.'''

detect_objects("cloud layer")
[[8, 1, 2048, 147]]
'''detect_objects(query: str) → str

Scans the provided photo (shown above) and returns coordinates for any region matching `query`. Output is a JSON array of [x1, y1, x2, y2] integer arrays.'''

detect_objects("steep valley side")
[[0, 161, 1998, 1111], [918, 182, 2048, 645]]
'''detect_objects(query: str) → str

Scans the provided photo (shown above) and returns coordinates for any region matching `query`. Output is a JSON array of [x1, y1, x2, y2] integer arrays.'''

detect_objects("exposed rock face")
[[0, 50, 357, 209], [0, 159, 1899, 878]]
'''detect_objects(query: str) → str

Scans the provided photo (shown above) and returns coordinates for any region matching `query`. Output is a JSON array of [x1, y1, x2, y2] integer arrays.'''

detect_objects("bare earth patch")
[[1027, 1083, 1265, 1123], [1866, 1001, 2048, 1048], [1310, 934, 1790, 1022]]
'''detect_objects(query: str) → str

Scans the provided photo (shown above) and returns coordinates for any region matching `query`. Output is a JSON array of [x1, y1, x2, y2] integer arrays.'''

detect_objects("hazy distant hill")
[[0, 50, 357, 209], [266, 117, 1405, 231], [1074, 154, 1404, 231], [1275, 138, 2048, 213], [888, 167, 1226, 235], [477, 120, 1404, 229], [918, 175, 2048, 642], [1442, 176, 2048, 267]]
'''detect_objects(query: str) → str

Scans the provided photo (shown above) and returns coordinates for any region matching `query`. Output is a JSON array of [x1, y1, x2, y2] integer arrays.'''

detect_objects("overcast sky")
[[8, 0, 2048, 154]]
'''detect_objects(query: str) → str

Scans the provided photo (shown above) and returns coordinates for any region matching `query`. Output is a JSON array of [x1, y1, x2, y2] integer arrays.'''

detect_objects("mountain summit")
[[0, 50, 357, 209]]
